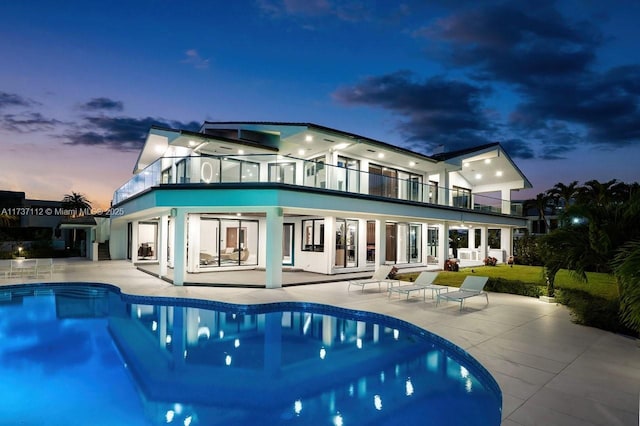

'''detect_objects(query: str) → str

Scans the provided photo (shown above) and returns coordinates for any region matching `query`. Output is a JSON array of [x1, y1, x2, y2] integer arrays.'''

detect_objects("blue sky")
[[1, 0, 639, 209]]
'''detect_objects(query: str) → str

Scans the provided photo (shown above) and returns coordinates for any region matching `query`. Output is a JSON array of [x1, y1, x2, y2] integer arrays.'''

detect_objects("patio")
[[1, 258, 638, 425]]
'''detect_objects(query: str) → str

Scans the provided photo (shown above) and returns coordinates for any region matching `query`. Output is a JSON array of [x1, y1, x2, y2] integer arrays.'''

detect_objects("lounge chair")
[[436, 276, 489, 311], [10, 259, 37, 278], [348, 265, 397, 292], [36, 258, 54, 278], [388, 271, 448, 301]]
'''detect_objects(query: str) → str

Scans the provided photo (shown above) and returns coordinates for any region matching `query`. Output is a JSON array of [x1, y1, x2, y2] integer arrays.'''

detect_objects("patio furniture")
[[388, 271, 448, 301], [436, 276, 489, 311], [36, 258, 54, 278], [348, 265, 397, 292], [10, 259, 37, 278]]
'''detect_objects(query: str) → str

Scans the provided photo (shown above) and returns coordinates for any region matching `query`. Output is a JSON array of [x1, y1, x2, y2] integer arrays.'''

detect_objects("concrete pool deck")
[[1, 258, 639, 425]]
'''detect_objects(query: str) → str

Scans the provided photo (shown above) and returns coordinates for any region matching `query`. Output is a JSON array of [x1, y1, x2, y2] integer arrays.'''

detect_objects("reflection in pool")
[[0, 284, 501, 425]]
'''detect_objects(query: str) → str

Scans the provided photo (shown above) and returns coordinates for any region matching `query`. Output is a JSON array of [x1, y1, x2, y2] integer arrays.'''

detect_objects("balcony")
[[113, 154, 518, 215]]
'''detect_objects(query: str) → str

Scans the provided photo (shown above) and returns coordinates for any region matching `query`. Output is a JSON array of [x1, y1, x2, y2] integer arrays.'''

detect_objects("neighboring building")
[[109, 122, 531, 287]]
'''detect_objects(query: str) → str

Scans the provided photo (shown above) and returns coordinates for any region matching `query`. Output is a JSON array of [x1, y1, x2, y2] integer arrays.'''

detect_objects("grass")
[[397, 264, 619, 300]]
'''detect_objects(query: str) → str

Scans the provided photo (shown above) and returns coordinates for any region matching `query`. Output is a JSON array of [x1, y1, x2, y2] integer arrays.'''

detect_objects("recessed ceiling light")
[[335, 143, 348, 150], [305, 135, 313, 142], [496, 171, 503, 177], [475, 173, 482, 179], [463, 162, 470, 167], [409, 161, 416, 167], [238, 149, 244, 155], [298, 149, 306, 155], [377, 153, 384, 158], [188, 140, 197, 147], [484, 159, 491, 164]]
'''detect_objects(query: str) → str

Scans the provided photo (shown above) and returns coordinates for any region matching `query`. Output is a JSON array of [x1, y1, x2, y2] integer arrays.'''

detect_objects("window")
[[335, 219, 358, 267], [369, 164, 398, 198], [427, 181, 438, 204], [336, 156, 359, 192], [452, 186, 471, 209], [304, 157, 326, 188], [366, 221, 376, 264], [176, 159, 189, 183], [302, 219, 324, 252], [220, 158, 260, 182], [269, 162, 296, 184]]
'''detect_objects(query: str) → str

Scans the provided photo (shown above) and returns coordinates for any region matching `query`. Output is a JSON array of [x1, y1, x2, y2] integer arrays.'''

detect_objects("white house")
[[109, 122, 531, 287]]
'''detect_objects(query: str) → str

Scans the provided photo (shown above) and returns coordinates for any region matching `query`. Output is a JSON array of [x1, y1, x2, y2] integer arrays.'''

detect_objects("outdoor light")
[[305, 134, 313, 142], [496, 171, 503, 177], [377, 152, 384, 158]]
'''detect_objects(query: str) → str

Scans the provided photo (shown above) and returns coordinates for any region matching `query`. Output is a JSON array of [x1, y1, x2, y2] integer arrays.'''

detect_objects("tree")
[[0, 213, 19, 227], [540, 180, 640, 331], [524, 192, 553, 233], [613, 240, 640, 333], [547, 180, 579, 216], [62, 192, 92, 217], [61, 192, 92, 249]]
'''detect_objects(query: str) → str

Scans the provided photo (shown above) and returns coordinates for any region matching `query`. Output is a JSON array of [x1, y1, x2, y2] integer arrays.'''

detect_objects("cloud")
[[0, 112, 63, 133], [80, 97, 124, 112], [333, 70, 493, 153], [418, 1, 601, 85], [333, 1, 639, 159], [181, 49, 210, 69], [0, 91, 37, 110], [63, 116, 201, 151], [256, 0, 401, 23]]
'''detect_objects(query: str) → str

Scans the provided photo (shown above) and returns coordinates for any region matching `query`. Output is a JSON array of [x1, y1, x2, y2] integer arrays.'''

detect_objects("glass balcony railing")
[[113, 154, 519, 215]]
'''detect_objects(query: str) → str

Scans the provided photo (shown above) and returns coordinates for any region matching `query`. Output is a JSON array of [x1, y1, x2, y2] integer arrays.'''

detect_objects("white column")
[[131, 220, 139, 263], [375, 219, 385, 266], [438, 222, 448, 269], [501, 188, 512, 214], [479, 226, 488, 260], [501, 227, 513, 262], [158, 214, 169, 277], [173, 209, 187, 286], [324, 215, 335, 273], [265, 207, 284, 288], [438, 170, 450, 206]]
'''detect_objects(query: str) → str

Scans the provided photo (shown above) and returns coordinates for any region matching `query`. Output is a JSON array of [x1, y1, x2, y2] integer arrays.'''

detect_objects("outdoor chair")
[[436, 276, 489, 311], [36, 258, 54, 278], [388, 271, 448, 301], [10, 259, 37, 278], [348, 265, 397, 292]]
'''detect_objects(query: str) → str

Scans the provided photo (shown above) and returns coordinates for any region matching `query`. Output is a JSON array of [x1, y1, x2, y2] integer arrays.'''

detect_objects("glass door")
[[283, 223, 294, 265]]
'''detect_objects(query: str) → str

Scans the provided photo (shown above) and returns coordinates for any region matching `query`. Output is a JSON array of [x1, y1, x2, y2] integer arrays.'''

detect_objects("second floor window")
[[452, 186, 471, 209]]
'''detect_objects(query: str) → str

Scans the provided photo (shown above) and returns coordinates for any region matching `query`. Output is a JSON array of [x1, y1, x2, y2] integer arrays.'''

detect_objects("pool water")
[[0, 284, 501, 425]]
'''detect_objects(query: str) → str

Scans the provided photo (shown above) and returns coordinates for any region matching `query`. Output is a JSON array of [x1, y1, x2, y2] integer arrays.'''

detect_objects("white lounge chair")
[[36, 258, 54, 278], [388, 271, 448, 301], [10, 259, 37, 278], [348, 265, 397, 292], [437, 276, 489, 311]]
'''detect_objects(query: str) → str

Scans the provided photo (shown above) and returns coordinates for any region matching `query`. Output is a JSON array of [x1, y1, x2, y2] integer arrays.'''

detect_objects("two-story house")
[[109, 122, 531, 287]]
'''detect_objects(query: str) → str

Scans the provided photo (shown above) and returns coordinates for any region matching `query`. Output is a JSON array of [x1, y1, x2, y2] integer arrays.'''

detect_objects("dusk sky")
[[1, 0, 639, 209]]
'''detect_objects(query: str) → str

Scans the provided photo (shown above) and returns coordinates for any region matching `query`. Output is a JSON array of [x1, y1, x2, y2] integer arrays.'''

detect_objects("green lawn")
[[398, 264, 619, 300]]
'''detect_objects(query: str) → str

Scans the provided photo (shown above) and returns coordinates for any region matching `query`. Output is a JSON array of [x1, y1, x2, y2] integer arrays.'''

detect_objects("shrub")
[[485, 277, 545, 298], [556, 288, 638, 337]]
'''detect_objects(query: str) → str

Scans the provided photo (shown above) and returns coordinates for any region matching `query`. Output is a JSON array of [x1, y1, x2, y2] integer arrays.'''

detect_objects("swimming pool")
[[0, 283, 501, 425]]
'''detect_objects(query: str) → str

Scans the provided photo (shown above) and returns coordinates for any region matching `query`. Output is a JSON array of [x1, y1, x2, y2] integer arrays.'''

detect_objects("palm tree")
[[62, 192, 92, 217], [613, 240, 640, 334], [577, 179, 626, 206], [0, 213, 19, 227], [524, 193, 553, 233], [62, 192, 92, 249], [547, 181, 579, 211], [540, 184, 640, 330]]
